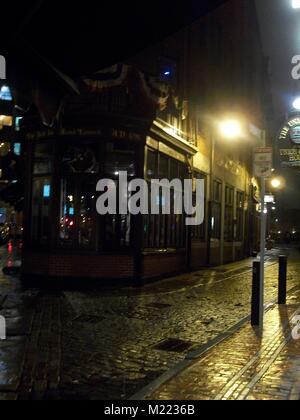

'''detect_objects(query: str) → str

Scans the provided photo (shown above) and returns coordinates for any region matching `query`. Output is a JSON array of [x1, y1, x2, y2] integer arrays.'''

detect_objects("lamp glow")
[[271, 178, 281, 189], [293, 97, 300, 110], [292, 0, 300, 9], [219, 120, 242, 139]]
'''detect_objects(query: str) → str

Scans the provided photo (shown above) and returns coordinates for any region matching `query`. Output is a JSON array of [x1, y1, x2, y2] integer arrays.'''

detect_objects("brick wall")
[[143, 253, 186, 279], [22, 253, 134, 280], [191, 242, 207, 270]]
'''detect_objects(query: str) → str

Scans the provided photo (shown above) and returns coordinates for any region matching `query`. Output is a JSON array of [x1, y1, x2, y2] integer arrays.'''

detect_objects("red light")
[[8, 242, 13, 254], [69, 221, 74, 227]]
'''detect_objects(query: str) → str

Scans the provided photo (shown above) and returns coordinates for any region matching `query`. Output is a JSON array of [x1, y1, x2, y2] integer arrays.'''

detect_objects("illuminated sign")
[[278, 116, 300, 168], [279, 117, 300, 141], [265, 195, 275, 204]]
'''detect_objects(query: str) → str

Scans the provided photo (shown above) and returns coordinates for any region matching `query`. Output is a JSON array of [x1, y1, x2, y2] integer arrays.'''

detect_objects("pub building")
[[20, 64, 201, 283], [19, 0, 270, 284], [19, 62, 262, 284]]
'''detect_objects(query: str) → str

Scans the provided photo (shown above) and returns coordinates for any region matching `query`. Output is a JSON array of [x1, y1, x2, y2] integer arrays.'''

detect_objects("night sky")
[[256, 0, 300, 210]]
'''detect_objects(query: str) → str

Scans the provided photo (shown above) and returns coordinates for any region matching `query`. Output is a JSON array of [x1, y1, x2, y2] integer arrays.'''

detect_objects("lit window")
[[15, 117, 23, 132], [0, 115, 13, 127], [0, 86, 12, 101], [14, 143, 21, 156], [43, 185, 51, 198]]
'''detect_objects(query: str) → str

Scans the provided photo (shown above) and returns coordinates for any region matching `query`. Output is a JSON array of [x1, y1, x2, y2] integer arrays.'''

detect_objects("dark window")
[[146, 149, 158, 179], [105, 141, 136, 178], [61, 143, 99, 174], [31, 177, 52, 245], [236, 191, 244, 241], [224, 185, 234, 242], [192, 173, 206, 241], [31, 142, 54, 246], [103, 180, 131, 250], [33, 142, 54, 175], [59, 178, 97, 250], [143, 148, 186, 250], [212, 180, 222, 239]]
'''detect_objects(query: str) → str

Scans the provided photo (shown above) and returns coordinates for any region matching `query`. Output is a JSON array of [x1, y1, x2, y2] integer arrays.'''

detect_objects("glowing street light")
[[271, 178, 282, 189], [292, 0, 300, 9], [219, 120, 242, 139], [293, 97, 300, 110]]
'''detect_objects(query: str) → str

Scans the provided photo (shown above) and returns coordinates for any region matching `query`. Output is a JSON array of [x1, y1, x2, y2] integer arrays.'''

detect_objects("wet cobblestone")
[[59, 248, 300, 399], [1, 246, 300, 400], [148, 292, 300, 400]]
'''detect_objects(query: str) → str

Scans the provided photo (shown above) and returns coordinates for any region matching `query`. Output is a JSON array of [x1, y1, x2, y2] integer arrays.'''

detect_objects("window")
[[0, 85, 12, 101], [62, 143, 99, 174], [211, 180, 222, 239], [224, 185, 234, 242], [146, 149, 157, 179], [103, 180, 131, 250], [192, 173, 206, 241], [31, 142, 54, 246], [15, 117, 23, 132], [59, 140, 135, 251], [143, 148, 186, 250], [31, 177, 52, 245], [105, 141, 136, 178], [14, 143, 21, 156], [236, 191, 244, 241], [33, 142, 54, 175], [59, 178, 97, 250]]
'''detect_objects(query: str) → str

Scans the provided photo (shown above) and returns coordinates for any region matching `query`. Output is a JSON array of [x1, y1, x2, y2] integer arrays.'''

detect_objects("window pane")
[[159, 155, 169, 179], [224, 186, 234, 242], [146, 150, 157, 179], [105, 141, 135, 178], [34, 143, 54, 158], [62, 144, 99, 174], [33, 161, 53, 175], [59, 179, 77, 248], [31, 177, 51, 245], [78, 182, 96, 249]]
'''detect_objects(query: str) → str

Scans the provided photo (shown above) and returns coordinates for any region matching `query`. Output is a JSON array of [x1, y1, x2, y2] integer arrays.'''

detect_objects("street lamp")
[[271, 178, 281, 189], [292, 0, 300, 9], [219, 120, 242, 139], [270, 177, 285, 190], [293, 97, 300, 110]]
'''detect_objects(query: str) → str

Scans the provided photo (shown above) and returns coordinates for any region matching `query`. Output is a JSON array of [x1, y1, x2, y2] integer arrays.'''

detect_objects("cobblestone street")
[[144, 289, 300, 400], [1, 244, 300, 400]]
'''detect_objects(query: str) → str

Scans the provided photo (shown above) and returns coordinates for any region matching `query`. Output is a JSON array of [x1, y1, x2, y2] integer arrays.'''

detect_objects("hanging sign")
[[253, 147, 273, 178], [278, 116, 300, 169]]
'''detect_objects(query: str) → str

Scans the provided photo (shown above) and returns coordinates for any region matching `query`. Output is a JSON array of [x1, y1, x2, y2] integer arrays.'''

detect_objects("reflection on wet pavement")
[[0, 245, 299, 400]]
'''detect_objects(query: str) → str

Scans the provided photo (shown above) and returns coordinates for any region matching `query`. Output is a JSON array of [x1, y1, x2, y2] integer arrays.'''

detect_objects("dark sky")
[[256, 0, 300, 210], [256, 0, 299, 121]]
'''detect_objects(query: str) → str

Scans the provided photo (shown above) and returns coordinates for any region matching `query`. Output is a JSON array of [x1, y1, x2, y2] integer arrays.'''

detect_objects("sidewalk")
[[134, 289, 300, 400]]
